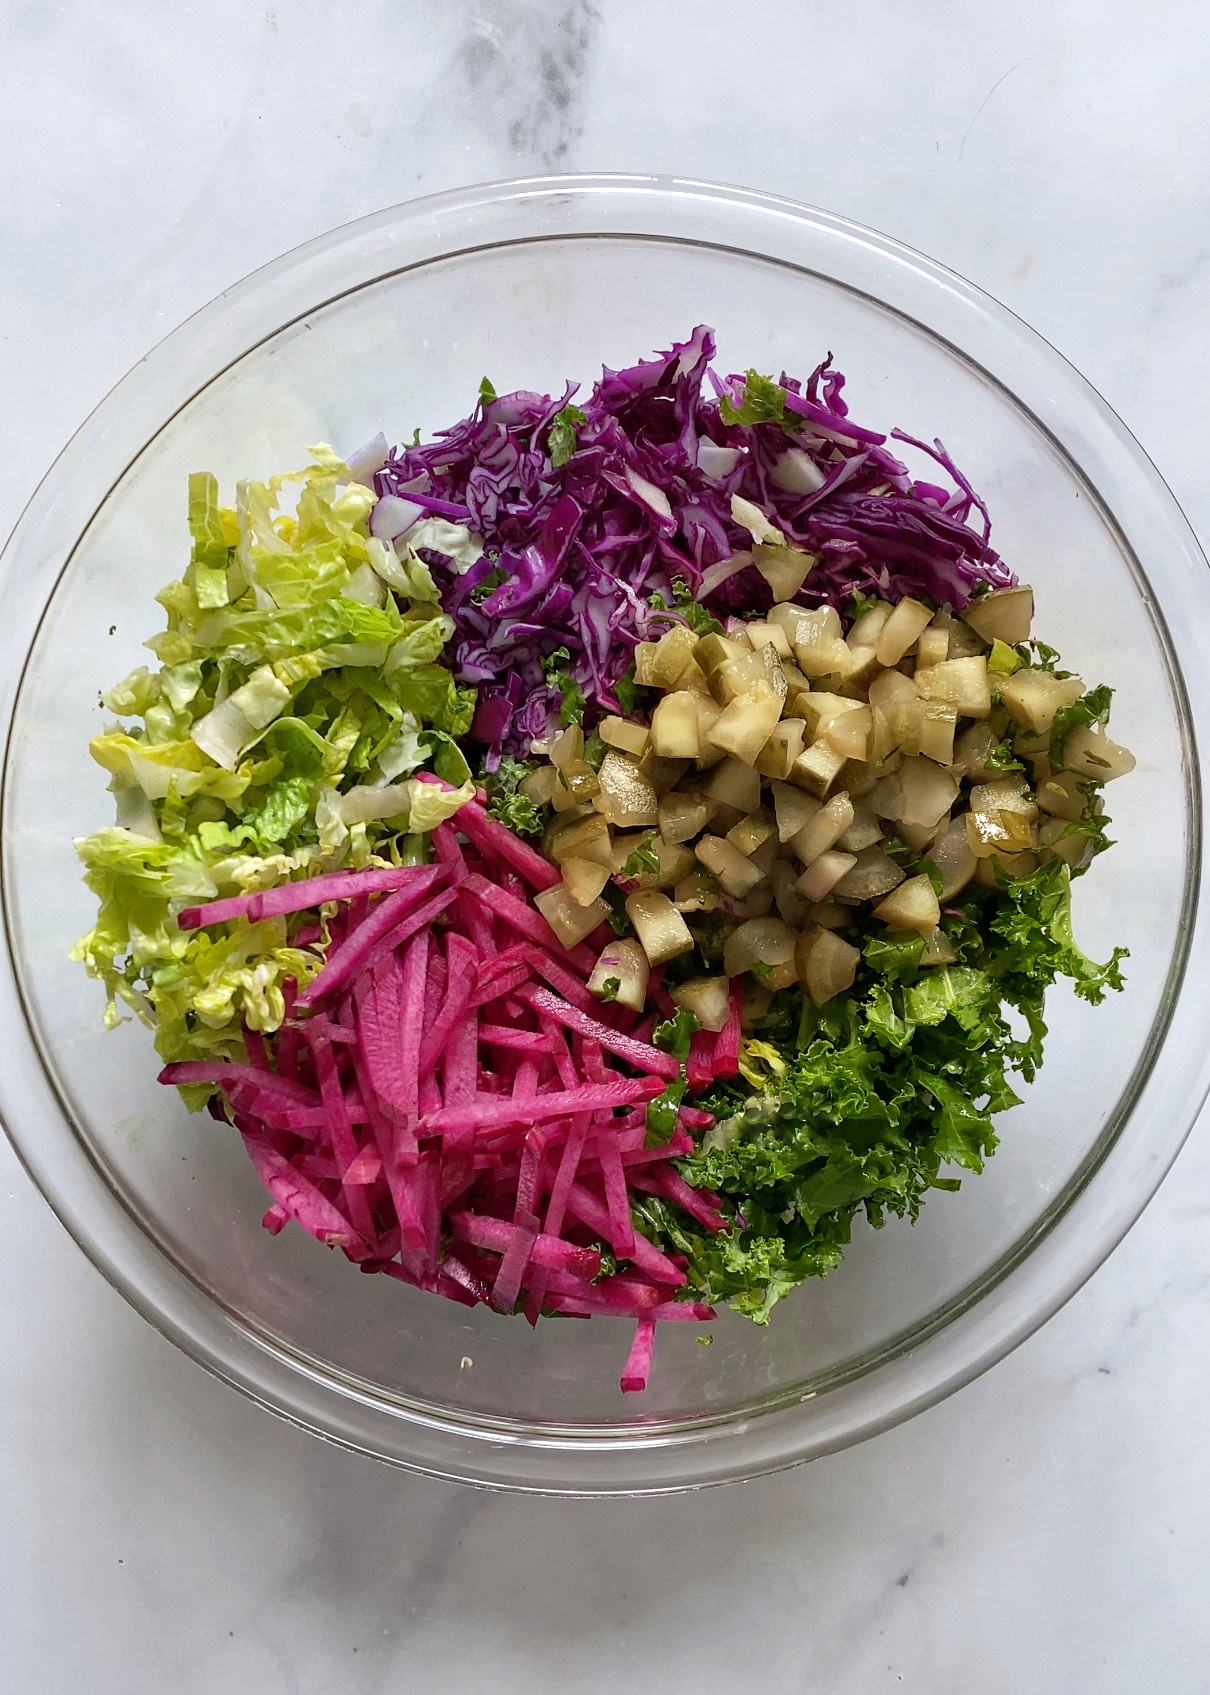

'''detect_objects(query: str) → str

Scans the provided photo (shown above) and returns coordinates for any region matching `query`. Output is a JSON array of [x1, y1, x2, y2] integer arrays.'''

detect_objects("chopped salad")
[[73, 328, 1134, 1391]]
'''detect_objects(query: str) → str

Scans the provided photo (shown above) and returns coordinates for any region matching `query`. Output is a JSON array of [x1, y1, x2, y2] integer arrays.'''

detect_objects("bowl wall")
[[2, 178, 1207, 1492]]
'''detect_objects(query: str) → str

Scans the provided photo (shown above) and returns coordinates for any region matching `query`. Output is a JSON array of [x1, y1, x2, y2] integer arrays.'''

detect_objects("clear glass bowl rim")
[[2, 172, 1208, 1495]]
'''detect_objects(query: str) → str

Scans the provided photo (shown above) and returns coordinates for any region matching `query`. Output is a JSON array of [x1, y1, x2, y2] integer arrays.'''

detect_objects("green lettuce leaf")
[[404, 777, 475, 833], [187, 472, 232, 609], [75, 446, 478, 1083]]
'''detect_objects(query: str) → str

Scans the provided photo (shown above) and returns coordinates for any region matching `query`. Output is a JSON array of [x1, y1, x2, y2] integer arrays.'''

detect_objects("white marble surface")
[[3, 2, 1210, 1688]]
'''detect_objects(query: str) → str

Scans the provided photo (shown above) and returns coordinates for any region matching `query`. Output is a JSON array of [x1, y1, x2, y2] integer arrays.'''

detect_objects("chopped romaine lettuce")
[[73, 446, 475, 1067]]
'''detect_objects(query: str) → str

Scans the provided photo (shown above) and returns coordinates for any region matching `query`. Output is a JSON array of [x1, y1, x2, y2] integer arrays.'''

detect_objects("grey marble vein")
[[457, 1, 599, 168]]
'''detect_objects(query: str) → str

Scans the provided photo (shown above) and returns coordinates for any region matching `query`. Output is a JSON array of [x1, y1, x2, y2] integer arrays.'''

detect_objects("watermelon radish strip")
[[424, 1077, 663, 1134], [521, 947, 598, 1013], [243, 1026, 271, 1071], [630, 1167, 726, 1233], [434, 1253, 493, 1307], [177, 862, 429, 931], [478, 1025, 563, 1055], [539, 1264, 665, 1302], [305, 1019, 377, 1247], [514, 1126, 548, 1224], [468, 964, 533, 1011], [417, 933, 478, 1077], [167, 839, 731, 1387], [276, 1017, 302, 1082], [577, 1035, 610, 1086], [538, 1017, 580, 1091], [449, 1212, 600, 1279], [474, 942, 531, 984], [396, 929, 429, 1124], [686, 1029, 715, 1092], [302, 1146, 383, 1185], [620, 1315, 657, 1393], [714, 979, 743, 1078], [353, 957, 403, 1119], [489, 1218, 537, 1312], [158, 1060, 317, 1102], [547, 1295, 710, 1320], [296, 866, 449, 1006], [543, 1285, 712, 1319], [599, 1132, 636, 1258], [461, 873, 595, 973], [351, 886, 459, 989], [438, 1011, 478, 1206], [241, 1136, 367, 1253], [430, 820, 466, 868], [524, 1110, 592, 1325], [416, 1153, 442, 1271], [454, 801, 562, 891], [356, 961, 417, 1166], [517, 985, 680, 1080], [623, 1130, 695, 1165], [456, 885, 496, 957], [233, 1098, 323, 1134], [575, 1129, 694, 1178], [563, 1182, 686, 1286], [511, 1055, 540, 1103], [261, 1203, 289, 1236], [420, 944, 447, 1036], [349, 1040, 425, 1252], [376, 1257, 482, 1309]]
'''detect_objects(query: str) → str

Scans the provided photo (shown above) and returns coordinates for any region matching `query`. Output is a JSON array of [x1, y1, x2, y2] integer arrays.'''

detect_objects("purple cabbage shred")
[[372, 326, 1014, 764]]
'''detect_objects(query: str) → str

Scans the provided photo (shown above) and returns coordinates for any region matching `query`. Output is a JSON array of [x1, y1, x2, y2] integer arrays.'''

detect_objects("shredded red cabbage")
[[372, 327, 1014, 764]]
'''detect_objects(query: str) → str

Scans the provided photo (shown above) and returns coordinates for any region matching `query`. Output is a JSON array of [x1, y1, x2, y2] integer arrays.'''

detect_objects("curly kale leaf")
[[1048, 682, 1114, 767], [483, 756, 544, 838]]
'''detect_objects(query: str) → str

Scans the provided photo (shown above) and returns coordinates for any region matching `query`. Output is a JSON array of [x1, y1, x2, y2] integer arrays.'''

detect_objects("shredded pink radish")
[[417, 934, 477, 1075], [461, 874, 596, 973], [714, 979, 744, 1078], [424, 1077, 662, 1134], [468, 963, 533, 1010], [353, 886, 459, 986], [687, 1029, 715, 1091], [241, 1137, 368, 1253], [306, 1018, 377, 1246], [295, 867, 450, 1006], [563, 1183, 686, 1286], [176, 863, 431, 930], [166, 829, 728, 1392], [517, 984, 681, 1080], [620, 1315, 657, 1393], [454, 801, 562, 891], [449, 1211, 601, 1278], [521, 947, 600, 1013], [261, 1202, 289, 1235], [630, 1167, 727, 1233]]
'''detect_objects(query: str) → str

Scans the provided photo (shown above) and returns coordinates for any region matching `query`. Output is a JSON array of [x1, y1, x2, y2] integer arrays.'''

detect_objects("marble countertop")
[[3, 3, 1209, 1688]]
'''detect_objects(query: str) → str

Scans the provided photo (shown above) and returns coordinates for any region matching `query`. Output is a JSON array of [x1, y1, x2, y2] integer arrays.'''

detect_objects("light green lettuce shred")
[[73, 445, 481, 1076], [405, 777, 476, 833]]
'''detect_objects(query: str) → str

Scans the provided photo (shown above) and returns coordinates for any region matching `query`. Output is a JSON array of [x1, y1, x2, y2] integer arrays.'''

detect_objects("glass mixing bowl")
[[2, 175, 1208, 1495]]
